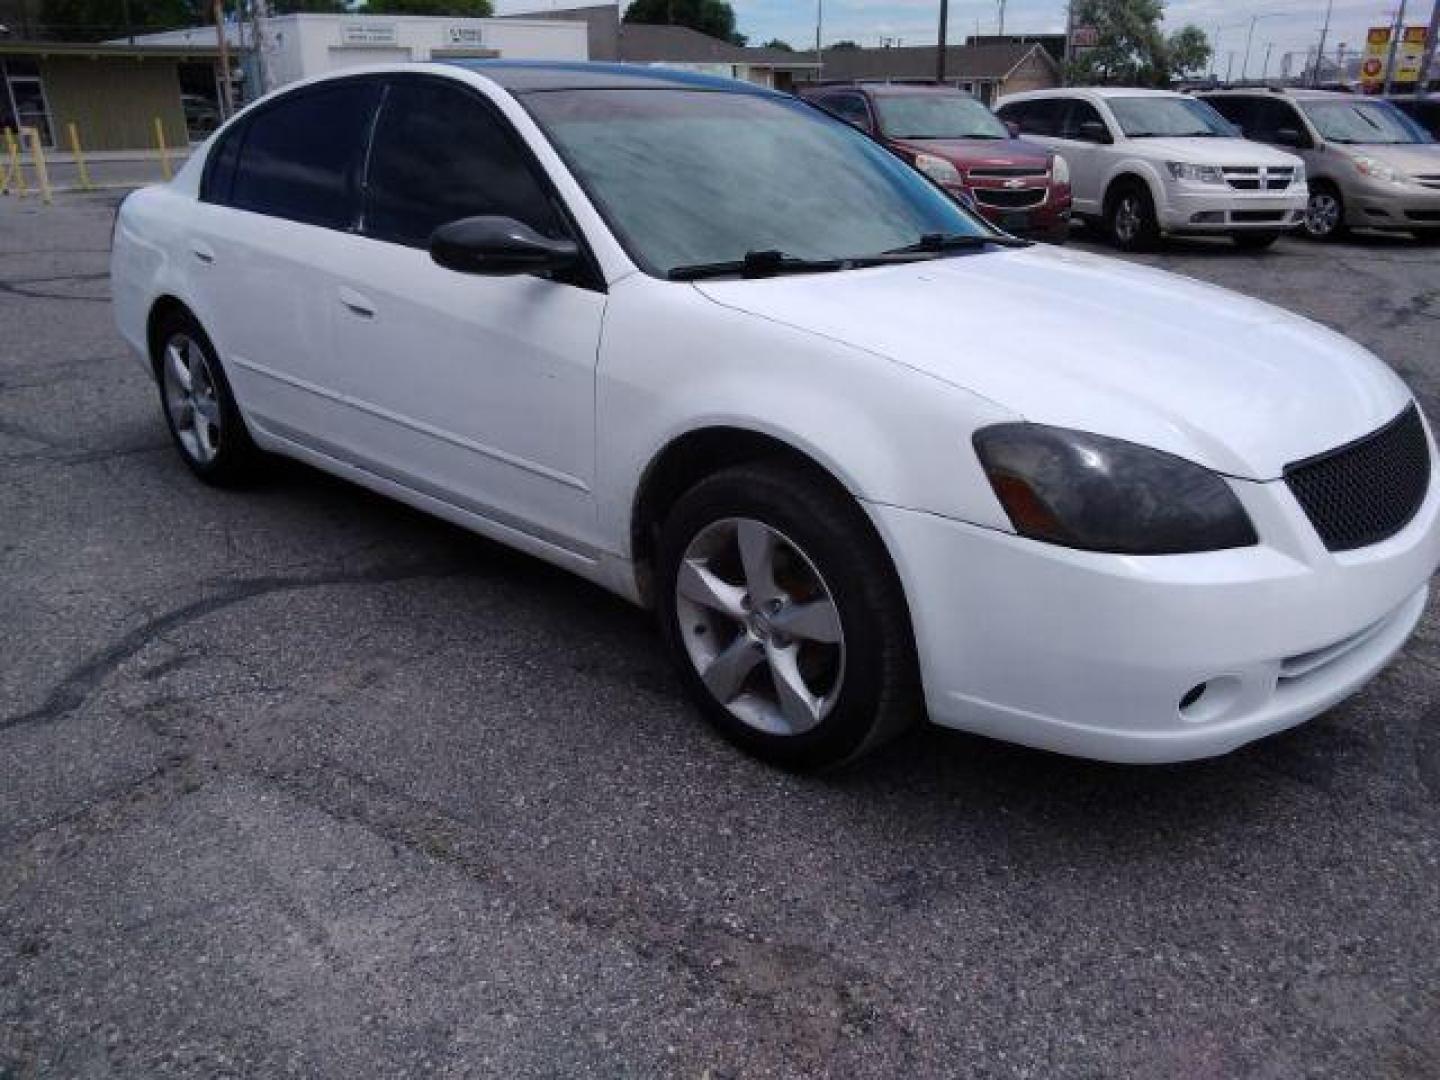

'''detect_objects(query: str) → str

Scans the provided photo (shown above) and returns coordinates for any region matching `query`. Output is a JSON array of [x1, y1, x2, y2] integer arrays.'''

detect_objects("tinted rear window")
[[230, 81, 381, 228]]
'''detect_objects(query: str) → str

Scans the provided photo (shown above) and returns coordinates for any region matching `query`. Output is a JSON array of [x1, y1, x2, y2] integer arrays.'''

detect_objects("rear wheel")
[[154, 310, 262, 486], [1106, 183, 1159, 252], [1303, 184, 1348, 241], [657, 462, 920, 770], [1232, 231, 1281, 250]]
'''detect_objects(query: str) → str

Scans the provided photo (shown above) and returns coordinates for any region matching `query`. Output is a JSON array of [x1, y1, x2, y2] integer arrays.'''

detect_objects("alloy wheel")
[[162, 332, 222, 466], [1113, 196, 1142, 243], [674, 517, 846, 737], [1306, 192, 1342, 238]]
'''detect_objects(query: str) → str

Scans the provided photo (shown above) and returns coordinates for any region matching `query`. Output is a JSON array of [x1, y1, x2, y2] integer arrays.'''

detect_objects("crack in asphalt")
[[0, 270, 110, 302], [0, 564, 472, 733]]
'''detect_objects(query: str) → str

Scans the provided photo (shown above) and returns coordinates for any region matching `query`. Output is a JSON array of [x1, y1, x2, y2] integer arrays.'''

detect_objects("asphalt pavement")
[[3, 191, 1439, 1079]]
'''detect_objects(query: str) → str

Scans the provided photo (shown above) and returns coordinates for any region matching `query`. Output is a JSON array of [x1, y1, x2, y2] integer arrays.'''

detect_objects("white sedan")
[[111, 62, 1440, 769]]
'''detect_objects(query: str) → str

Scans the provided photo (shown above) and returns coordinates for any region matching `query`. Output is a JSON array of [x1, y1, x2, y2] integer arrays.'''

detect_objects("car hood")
[[1121, 136, 1303, 166], [889, 136, 1051, 168], [1334, 142, 1440, 176], [693, 246, 1411, 480]]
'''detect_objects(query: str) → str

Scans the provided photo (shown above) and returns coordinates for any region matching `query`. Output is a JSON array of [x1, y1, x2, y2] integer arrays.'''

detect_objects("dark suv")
[[800, 83, 1073, 243]]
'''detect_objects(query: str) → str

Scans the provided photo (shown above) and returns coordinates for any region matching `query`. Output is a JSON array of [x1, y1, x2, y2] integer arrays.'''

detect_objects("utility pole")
[[1313, 0, 1333, 86], [815, 0, 823, 79], [214, 0, 234, 116], [936, 0, 948, 82], [1263, 41, 1274, 80], [1242, 16, 1258, 82], [250, 0, 274, 96], [1063, 0, 1076, 86], [1383, 0, 1407, 96], [997, 0, 1006, 37], [1418, 0, 1440, 92], [1226, 51, 1235, 83], [122, 0, 135, 44]]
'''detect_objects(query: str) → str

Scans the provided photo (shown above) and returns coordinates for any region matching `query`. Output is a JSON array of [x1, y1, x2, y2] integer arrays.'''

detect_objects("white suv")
[[997, 88, 1309, 250]]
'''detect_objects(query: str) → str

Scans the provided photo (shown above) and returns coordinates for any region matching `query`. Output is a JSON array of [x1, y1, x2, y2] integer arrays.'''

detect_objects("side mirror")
[[1004, 120, 1020, 138], [429, 216, 579, 276], [1274, 127, 1306, 148], [1078, 119, 1112, 144]]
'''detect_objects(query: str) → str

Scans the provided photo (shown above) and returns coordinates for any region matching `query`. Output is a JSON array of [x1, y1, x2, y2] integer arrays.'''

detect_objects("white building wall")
[[118, 14, 586, 91]]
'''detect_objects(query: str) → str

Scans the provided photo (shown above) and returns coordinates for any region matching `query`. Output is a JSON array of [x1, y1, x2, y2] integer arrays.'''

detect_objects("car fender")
[[1100, 157, 1167, 217], [594, 274, 1021, 563]]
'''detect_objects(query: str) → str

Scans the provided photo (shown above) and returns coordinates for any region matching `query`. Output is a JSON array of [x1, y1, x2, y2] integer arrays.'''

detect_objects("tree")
[[762, 38, 793, 52], [1066, 0, 1209, 87], [1162, 23, 1211, 80], [829, 39, 859, 50], [622, 0, 741, 45], [34, 0, 197, 41], [270, 0, 345, 12]]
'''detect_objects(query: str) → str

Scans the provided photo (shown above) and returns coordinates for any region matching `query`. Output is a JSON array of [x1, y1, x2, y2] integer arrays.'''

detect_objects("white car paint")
[[997, 87, 1310, 235], [112, 63, 1440, 763]]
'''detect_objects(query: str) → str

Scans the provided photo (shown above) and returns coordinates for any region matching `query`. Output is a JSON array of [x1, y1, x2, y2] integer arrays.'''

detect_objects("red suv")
[[800, 83, 1073, 243]]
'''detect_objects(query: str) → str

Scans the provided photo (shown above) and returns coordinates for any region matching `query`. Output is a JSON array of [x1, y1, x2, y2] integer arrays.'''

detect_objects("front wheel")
[[1232, 231, 1281, 250], [1106, 184, 1160, 252], [657, 462, 920, 770], [1303, 185, 1348, 241]]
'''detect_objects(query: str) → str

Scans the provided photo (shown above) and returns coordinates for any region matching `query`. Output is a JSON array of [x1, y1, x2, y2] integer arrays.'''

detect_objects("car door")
[[816, 92, 877, 137], [189, 77, 382, 443], [322, 75, 607, 555], [1051, 99, 1113, 216]]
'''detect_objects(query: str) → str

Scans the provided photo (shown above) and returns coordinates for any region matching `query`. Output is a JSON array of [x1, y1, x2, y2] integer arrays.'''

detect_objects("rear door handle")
[[191, 242, 215, 265], [338, 287, 376, 319]]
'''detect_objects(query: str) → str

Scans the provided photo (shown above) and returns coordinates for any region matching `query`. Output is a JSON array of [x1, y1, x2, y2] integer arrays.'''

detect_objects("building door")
[[1, 59, 54, 146]]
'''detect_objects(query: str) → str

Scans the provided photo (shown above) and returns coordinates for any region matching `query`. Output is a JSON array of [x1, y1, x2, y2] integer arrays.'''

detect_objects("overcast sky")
[[731, 1, 1419, 79]]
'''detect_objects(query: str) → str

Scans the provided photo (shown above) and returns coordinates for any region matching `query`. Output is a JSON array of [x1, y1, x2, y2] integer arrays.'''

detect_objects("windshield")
[[1108, 96, 1234, 138], [523, 88, 990, 279], [874, 94, 1009, 140], [1300, 99, 1433, 144]]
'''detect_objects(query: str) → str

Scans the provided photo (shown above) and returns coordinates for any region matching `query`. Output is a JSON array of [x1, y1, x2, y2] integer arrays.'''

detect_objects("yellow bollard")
[[153, 116, 172, 181], [67, 122, 93, 191], [25, 128, 53, 205], [1, 126, 27, 197]]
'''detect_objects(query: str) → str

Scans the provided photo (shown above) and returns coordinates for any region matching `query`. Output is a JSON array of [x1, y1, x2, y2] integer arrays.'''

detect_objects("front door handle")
[[191, 242, 215, 265], [338, 287, 376, 319]]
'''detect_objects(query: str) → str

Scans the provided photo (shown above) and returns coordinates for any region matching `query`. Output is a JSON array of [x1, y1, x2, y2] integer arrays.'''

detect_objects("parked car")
[[181, 93, 222, 142], [996, 87, 1308, 250], [1388, 93, 1440, 140], [1202, 89, 1440, 242], [799, 82, 1072, 243], [113, 62, 1440, 770]]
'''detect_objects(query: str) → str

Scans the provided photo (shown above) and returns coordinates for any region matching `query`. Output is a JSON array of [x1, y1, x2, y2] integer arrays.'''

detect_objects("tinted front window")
[[818, 93, 871, 129], [524, 89, 988, 278], [230, 81, 379, 228], [364, 79, 563, 247], [999, 99, 1062, 137], [1060, 100, 1108, 140], [1301, 99, 1433, 144], [1108, 96, 1233, 137], [874, 95, 1007, 140]]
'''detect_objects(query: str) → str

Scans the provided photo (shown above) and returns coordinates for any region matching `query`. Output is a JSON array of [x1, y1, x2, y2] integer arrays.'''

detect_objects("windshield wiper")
[[883, 232, 1031, 255], [668, 249, 844, 281]]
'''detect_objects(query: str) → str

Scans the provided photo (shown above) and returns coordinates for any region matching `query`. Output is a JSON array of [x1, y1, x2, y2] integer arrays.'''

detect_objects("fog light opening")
[[1178, 675, 1243, 724]]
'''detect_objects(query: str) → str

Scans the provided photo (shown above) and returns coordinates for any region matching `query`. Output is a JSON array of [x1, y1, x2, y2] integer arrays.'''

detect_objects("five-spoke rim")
[[1307, 192, 1340, 237], [162, 333, 222, 465], [675, 518, 845, 737], [1114, 196, 1143, 243]]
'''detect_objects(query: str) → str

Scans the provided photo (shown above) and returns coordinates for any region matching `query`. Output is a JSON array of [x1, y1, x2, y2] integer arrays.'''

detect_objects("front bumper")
[[1160, 186, 1309, 234], [868, 468, 1440, 763], [1346, 180, 1440, 232]]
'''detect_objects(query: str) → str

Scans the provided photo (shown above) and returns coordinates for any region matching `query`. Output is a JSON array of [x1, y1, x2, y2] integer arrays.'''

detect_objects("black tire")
[[1412, 231, 1440, 245], [152, 309, 263, 486], [1232, 231, 1281, 250], [1105, 181, 1160, 252], [656, 461, 921, 770], [1302, 183, 1348, 241]]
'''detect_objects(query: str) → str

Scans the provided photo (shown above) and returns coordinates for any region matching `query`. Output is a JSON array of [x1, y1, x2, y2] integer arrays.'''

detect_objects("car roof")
[[1200, 88, 1355, 101], [443, 59, 779, 96], [1005, 87, 1185, 100], [807, 82, 975, 98]]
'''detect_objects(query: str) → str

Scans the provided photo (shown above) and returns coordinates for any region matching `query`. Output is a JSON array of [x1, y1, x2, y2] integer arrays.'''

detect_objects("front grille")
[[968, 166, 1048, 178], [1232, 210, 1286, 223], [1284, 403, 1430, 552], [1224, 166, 1295, 191], [973, 187, 1047, 209], [1414, 174, 1440, 190]]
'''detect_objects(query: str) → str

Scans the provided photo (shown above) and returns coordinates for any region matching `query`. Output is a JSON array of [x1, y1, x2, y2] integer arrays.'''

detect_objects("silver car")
[[1201, 89, 1440, 242]]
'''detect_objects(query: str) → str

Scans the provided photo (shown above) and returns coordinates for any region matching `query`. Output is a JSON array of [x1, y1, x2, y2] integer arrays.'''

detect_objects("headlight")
[[1051, 154, 1070, 185], [1165, 161, 1226, 185], [1291, 161, 1307, 186], [973, 424, 1258, 555], [1353, 154, 1399, 183], [914, 152, 964, 187]]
